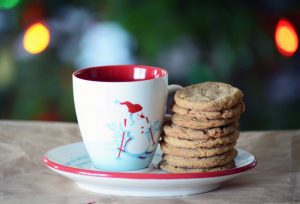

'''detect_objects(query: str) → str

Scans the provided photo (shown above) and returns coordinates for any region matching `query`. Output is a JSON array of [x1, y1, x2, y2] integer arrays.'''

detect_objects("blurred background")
[[0, 0, 300, 130]]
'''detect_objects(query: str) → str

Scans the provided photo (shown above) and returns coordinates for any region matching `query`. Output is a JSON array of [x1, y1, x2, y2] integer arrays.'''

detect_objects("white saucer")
[[44, 142, 256, 197]]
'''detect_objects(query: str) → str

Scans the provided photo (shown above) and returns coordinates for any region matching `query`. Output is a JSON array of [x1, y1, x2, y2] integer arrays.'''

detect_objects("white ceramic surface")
[[44, 142, 257, 197]]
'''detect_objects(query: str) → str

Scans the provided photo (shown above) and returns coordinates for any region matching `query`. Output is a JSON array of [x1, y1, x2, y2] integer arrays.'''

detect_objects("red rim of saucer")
[[43, 153, 257, 180]]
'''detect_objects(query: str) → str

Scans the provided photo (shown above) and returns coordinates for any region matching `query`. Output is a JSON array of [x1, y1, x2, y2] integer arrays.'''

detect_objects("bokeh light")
[[75, 22, 135, 69], [0, 0, 20, 9], [23, 22, 50, 54], [275, 18, 298, 57]]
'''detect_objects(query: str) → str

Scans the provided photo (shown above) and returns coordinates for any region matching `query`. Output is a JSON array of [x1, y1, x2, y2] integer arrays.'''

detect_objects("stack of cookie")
[[160, 82, 244, 173]]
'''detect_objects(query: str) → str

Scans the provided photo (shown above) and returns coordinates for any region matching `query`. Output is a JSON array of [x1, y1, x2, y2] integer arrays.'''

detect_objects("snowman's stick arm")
[[146, 117, 155, 145], [117, 118, 127, 158]]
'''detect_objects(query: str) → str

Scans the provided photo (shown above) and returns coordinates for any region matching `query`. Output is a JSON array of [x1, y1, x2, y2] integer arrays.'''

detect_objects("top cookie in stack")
[[160, 82, 244, 173]]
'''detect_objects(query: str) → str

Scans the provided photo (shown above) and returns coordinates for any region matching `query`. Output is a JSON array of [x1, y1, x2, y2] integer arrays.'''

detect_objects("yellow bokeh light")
[[275, 19, 298, 57], [23, 22, 50, 54]]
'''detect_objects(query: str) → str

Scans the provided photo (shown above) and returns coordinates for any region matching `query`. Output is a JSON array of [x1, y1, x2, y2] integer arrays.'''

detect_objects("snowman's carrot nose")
[[120, 101, 143, 113]]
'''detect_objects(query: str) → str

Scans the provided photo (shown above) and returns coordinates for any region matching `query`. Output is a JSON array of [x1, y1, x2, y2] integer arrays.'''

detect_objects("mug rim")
[[73, 64, 168, 83]]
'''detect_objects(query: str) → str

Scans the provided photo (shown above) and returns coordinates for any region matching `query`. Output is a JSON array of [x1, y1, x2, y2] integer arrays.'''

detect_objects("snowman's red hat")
[[120, 101, 143, 113]]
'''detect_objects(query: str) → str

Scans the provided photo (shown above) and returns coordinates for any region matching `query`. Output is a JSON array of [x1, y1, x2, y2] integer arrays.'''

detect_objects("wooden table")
[[0, 121, 299, 203]]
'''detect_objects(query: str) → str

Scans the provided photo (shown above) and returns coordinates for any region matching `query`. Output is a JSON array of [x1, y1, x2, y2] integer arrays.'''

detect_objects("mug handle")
[[167, 84, 183, 95], [164, 84, 182, 122]]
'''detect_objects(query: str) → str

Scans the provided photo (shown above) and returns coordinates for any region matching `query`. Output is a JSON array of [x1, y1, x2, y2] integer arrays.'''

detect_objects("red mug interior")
[[74, 65, 168, 82]]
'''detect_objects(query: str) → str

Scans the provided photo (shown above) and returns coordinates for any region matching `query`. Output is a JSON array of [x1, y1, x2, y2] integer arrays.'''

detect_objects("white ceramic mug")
[[73, 65, 181, 171]]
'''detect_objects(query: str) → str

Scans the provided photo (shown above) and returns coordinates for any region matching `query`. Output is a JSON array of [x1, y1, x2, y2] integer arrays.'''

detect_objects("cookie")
[[172, 113, 239, 129], [174, 82, 243, 111], [163, 130, 239, 148], [162, 149, 237, 168], [163, 121, 238, 140], [160, 141, 236, 157], [163, 121, 239, 139], [159, 160, 235, 173], [172, 102, 245, 119]]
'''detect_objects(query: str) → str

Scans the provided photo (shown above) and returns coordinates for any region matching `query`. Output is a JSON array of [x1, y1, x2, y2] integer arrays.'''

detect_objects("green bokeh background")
[[1, 0, 300, 130]]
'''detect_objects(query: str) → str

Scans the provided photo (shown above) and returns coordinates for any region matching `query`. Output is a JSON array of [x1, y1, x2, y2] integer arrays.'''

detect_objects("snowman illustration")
[[107, 100, 161, 159]]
